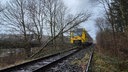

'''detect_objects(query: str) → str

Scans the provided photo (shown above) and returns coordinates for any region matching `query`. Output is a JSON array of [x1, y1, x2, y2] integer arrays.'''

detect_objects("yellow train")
[[70, 28, 92, 46]]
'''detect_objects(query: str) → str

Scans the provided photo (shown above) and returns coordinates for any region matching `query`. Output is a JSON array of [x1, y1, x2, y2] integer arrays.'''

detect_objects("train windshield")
[[74, 29, 82, 36]]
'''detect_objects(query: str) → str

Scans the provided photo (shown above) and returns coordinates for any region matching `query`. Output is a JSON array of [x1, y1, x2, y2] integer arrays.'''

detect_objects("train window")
[[70, 29, 83, 37], [74, 31, 82, 36]]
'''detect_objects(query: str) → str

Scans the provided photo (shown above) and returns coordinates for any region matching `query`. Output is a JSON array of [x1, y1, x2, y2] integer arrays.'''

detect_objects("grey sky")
[[63, 0, 104, 40], [1, 0, 8, 4], [1, 0, 104, 40]]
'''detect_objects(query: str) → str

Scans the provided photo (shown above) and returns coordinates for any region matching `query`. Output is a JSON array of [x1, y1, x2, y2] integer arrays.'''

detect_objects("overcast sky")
[[63, 0, 104, 40], [1, 0, 104, 40]]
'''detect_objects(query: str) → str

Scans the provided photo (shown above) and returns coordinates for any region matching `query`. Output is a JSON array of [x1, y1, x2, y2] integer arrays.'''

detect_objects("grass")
[[32, 44, 73, 58], [92, 51, 128, 72], [0, 44, 73, 70]]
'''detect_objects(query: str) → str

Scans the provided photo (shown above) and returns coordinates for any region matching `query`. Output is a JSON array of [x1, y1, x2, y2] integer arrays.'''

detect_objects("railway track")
[[44, 44, 95, 72], [0, 44, 94, 72], [0, 48, 81, 72]]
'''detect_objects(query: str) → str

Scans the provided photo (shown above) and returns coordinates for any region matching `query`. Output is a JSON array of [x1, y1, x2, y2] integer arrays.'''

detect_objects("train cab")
[[70, 28, 87, 46]]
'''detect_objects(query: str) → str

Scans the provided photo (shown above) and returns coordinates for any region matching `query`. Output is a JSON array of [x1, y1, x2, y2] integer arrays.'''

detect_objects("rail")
[[85, 44, 95, 72], [0, 47, 79, 72], [0, 45, 94, 72]]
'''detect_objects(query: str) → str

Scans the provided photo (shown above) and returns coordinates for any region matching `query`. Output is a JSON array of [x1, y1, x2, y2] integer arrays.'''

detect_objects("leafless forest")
[[0, 0, 90, 69], [0, 0, 128, 71], [94, 0, 128, 71]]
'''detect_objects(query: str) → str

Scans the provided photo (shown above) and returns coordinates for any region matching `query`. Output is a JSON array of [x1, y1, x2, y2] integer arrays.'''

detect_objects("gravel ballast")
[[45, 46, 93, 72]]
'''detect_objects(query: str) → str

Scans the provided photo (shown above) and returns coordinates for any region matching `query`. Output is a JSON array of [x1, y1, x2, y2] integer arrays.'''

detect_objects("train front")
[[70, 28, 87, 46]]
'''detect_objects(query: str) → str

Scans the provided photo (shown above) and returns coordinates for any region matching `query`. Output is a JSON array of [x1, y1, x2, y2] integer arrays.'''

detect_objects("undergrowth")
[[92, 50, 128, 72]]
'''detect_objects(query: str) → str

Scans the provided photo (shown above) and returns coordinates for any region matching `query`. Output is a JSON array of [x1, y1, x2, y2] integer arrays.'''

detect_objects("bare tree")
[[1, 0, 31, 57], [0, 2, 6, 29], [44, 0, 57, 45], [95, 17, 110, 31], [97, 0, 128, 66], [0, 1, 6, 12], [44, 0, 66, 46], [0, 6, 4, 12], [98, 0, 118, 53], [0, 0, 90, 58], [98, 0, 115, 32], [26, 0, 46, 45], [30, 12, 90, 58]]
